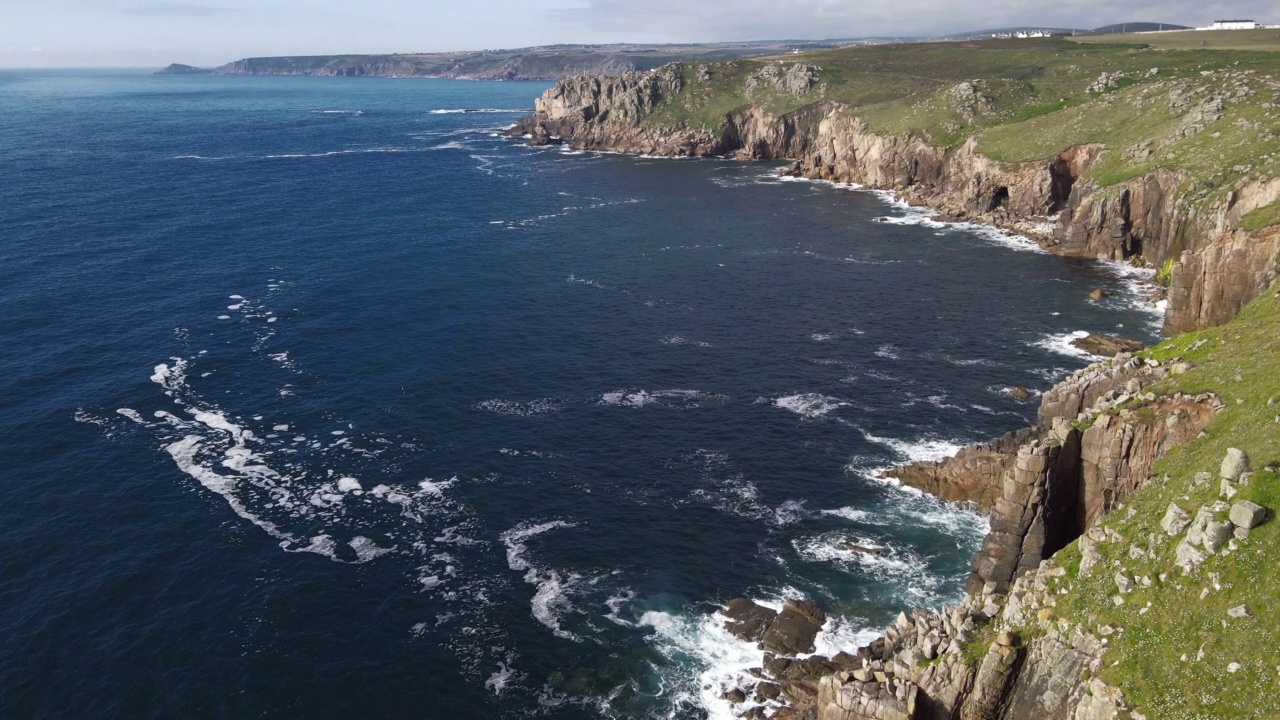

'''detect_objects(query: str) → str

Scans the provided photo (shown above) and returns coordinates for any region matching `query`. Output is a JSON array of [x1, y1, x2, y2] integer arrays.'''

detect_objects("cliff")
[[155, 63, 212, 75], [207, 41, 848, 81], [710, 280, 1280, 720], [509, 40, 1280, 335], [508, 39, 1280, 720]]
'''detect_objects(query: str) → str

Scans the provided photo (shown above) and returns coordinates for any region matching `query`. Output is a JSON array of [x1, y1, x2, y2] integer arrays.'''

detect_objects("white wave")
[[774, 393, 847, 419], [811, 615, 882, 658], [429, 108, 529, 114], [867, 190, 1048, 253], [661, 335, 715, 348], [810, 333, 835, 342], [861, 432, 965, 465], [1097, 258, 1166, 331], [875, 344, 900, 360], [566, 273, 615, 291], [772, 499, 809, 526], [484, 658, 518, 695], [639, 610, 772, 720], [500, 521, 583, 641], [474, 398, 561, 416], [793, 532, 942, 600], [946, 356, 1000, 367], [264, 146, 426, 159], [528, 569, 582, 642], [601, 389, 726, 409], [776, 174, 864, 192], [1032, 330, 1099, 360], [820, 507, 874, 524], [604, 591, 636, 626], [312, 109, 364, 115], [349, 536, 391, 562]]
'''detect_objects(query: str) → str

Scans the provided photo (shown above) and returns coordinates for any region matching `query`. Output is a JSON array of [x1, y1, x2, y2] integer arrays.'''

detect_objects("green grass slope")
[[639, 38, 1280, 232], [1047, 282, 1280, 719]]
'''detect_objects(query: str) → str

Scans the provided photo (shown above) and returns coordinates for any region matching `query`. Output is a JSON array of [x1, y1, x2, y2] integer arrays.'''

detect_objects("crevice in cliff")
[[1047, 158, 1076, 215], [987, 186, 1010, 213]]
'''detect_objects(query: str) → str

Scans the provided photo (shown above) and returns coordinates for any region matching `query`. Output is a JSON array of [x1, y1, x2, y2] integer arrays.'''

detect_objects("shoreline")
[[501, 125, 1185, 718]]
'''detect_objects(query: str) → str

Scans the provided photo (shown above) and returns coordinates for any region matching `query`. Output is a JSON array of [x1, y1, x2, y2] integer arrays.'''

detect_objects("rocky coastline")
[[507, 63, 1280, 337], [508, 61, 1280, 719]]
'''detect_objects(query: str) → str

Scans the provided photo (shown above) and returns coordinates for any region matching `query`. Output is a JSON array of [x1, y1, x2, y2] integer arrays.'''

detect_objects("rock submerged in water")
[[1070, 334, 1145, 358], [1089, 288, 1110, 300], [1009, 386, 1032, 400]]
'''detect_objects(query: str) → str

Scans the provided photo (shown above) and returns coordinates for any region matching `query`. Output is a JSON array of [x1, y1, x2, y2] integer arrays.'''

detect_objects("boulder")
[[1229, 500, 1267, 529], [1186, 506, 1215, 546], [1009, 386, 1031, 400], [1161, 503, 1191, 536], [1071, 334, 1145, 358], [761, 600, 826, 655], [723, 599, 778, 643], [1175, 539, 1207, 572], [1221, 448, 1250, 481], [1203, 521, 1233, 553], [754, 682, 783, 702], [1227, 605, 1254, 619]]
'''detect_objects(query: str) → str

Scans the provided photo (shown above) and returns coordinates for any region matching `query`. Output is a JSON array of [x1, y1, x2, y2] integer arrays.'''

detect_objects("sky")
[[1, 1, 1275, 67]]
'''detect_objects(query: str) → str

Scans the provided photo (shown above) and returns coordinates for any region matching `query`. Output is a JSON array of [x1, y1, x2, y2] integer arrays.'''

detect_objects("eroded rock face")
[[1166, 226, 1280, 334], [763, 600, 827, 656], [887, 427, 1039, 510], [724, 598, 779, 644]]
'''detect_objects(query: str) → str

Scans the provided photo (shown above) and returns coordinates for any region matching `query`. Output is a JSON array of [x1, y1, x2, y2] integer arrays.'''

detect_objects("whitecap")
[[1032, 330, 1099, 360], [875, 344, 900, 360], [638, 609, 772, 720], [500, 520, 582, 641], [773, 393, 847, 419], [860, 432, 965, 465], [601, 389, 726, 409]]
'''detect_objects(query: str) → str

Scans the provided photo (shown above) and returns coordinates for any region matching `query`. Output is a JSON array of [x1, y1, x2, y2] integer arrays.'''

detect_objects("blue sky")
[[2, 1, 1275, 67]]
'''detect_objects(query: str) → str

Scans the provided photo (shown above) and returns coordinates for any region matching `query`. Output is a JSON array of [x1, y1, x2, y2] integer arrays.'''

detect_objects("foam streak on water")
[[12, 72, 1164, 720]]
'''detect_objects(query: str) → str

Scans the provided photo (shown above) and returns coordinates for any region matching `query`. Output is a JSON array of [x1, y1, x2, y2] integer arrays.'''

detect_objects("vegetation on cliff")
[[1044, 281, 1280, 719], [614, 38, 1280, 235], [510, 36, 1280, 719]]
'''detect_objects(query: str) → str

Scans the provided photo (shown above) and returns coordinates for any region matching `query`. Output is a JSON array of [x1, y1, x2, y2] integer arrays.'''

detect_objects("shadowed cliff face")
[[510, 66, 1280, 337]]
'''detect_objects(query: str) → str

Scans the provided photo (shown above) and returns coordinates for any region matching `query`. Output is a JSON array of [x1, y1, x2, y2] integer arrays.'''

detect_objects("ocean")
[[0, 70, 1161, 719]]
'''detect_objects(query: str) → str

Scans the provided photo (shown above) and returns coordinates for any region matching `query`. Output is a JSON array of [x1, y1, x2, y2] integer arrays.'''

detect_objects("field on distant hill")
[[1076, 28, 1280, 51]]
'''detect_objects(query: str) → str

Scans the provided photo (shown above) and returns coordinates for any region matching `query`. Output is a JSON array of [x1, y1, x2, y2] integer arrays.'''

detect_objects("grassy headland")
[[636, 38, 1280, 230]]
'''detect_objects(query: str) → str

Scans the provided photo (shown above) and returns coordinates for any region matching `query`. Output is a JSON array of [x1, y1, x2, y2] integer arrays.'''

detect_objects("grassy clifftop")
[[1038, 280, 1280, 719], [638, 38, 1280, 229]]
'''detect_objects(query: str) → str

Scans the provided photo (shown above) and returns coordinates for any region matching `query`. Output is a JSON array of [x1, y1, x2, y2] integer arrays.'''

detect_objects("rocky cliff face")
[[709, 351, 1256, 720], [510, 63, 1279, 720], [510, 67, 1280, 335]]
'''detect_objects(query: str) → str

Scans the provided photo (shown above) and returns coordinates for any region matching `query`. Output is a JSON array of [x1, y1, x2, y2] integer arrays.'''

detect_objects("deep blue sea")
[[0, 70, 1162, 719]]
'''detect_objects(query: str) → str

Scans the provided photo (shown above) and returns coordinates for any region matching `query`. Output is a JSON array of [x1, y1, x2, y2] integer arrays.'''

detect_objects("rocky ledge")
[[697, 346, 1274, 719]]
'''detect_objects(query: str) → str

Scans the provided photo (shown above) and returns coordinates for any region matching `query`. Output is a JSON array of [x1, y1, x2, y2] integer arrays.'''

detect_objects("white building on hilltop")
[[1201, 19, 1262, 30]]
